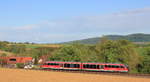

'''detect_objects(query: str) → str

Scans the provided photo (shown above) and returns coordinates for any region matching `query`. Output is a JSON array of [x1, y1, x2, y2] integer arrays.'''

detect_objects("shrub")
[[16, 63, 24, 68]]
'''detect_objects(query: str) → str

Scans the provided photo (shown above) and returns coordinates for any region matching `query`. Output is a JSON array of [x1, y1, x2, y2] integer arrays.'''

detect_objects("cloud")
[[14, 24, 40, 30], [114, 7, 150, 15], [0, 7, 150, 43], [13, 7, 150, 33]]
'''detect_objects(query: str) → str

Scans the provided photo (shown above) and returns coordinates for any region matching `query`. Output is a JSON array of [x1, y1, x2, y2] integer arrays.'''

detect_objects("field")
[[0, 68, 149, 82]]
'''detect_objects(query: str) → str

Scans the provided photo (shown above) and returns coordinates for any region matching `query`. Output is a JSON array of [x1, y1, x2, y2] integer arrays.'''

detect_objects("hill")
[[62, 33, 150, 44]]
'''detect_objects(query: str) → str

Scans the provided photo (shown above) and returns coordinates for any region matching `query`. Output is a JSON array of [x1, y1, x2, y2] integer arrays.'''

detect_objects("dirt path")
[[0, 68, 149, 82]]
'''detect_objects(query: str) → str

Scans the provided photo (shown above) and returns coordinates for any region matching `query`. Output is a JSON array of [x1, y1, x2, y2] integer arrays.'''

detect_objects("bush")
[[16, 63, 24, 68]]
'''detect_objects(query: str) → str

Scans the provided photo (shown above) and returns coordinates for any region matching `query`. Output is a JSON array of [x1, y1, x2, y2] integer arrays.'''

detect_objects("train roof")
[[44, 61, 126, 65]]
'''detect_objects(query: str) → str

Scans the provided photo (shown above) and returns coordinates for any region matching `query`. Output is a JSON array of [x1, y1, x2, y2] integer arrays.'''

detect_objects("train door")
[[99, 65, 104, 71], [99, 65, 104, 69], [59, 63, 64, 69]]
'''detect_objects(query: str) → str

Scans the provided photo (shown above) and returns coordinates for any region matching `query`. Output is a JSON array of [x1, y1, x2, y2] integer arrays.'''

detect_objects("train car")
[[41, 61, 82, 70], [82, 63, 128, 72], [103, 63, 128, 72], [41, 61, 128, 72]]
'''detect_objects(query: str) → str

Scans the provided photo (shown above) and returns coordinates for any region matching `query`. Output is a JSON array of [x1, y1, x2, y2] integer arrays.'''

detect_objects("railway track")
[[36, 68, 150, 78]]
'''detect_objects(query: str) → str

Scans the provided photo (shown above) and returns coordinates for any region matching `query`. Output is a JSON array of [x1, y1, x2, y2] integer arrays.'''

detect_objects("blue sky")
[[0, 0, 150, 43]]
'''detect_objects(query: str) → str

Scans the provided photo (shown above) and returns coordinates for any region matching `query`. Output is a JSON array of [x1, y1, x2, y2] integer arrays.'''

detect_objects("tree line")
[[0, 40, 150, 74]]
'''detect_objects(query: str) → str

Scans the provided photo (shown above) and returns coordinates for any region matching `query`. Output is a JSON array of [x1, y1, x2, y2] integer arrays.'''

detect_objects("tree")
[[137, 47, 150, 73], [0, 41, 8, 50], [95, 40, 139, 72], [6, 44, 26, 54]]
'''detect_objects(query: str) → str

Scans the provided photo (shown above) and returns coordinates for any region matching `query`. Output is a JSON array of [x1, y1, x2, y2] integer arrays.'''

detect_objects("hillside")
[[63, 33, 150, 44]]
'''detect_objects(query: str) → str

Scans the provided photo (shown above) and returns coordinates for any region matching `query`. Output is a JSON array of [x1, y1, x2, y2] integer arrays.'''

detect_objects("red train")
[[41, 61, 129, 72]]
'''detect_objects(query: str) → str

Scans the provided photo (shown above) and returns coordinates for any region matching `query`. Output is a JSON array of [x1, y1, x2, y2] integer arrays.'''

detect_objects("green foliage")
[[16, 63, 24, 68], [95, 40, 139, 72], [137, 47, 150, 73], [8, 45, 26, 54], [0, 41, 9, 51], [49, 43, 97, 62]]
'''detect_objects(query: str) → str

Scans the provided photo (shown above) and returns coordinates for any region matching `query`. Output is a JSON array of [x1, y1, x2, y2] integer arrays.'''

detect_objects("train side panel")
[[41, 61, 128, 72]]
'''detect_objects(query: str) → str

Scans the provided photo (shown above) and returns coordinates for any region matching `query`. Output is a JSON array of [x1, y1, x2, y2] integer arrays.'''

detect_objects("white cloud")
[[14, 24, 39, 30], [114, 7, 150, 15]]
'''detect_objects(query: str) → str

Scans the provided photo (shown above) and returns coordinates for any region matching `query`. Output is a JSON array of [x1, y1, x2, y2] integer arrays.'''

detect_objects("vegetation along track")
[[35, 68, 150, 78]]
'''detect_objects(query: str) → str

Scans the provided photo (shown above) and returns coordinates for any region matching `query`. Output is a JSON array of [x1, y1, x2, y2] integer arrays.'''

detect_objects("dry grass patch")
[[0, 50, 15, 56], [0, 68, 150, 82]]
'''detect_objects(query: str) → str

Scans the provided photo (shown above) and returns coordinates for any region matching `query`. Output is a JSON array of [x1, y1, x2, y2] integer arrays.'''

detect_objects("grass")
[[25, 44, 61, 49], [0, 50, 15, 56], [0, 68, 149, 82]]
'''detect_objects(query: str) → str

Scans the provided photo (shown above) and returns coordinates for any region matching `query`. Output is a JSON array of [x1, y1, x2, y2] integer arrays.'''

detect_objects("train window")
[[115, 65, 120, 68], [108, 65, 112, 68], [120, 66, 124, 68], [89, 65, 92, 68], [64, 64, 70, 67], [99, 65, 104, 69], [91, 65, 97, 69], [97, 65, 100, 69], [64, 64, 80, 68], [74, 64, 80, 68], [83, 64, 89, 68], [69, 64, 80, 68], [112, 65, 115, 68], [111, 65, 120, 68], [83, 64, 98, 69], [48, 63, 59, 65], [83, 64, 87, 68], [110, 65, 124, 68], [9, 58, 16, 61], [105, 65, 117, 68], [105, 65, 112, 68]]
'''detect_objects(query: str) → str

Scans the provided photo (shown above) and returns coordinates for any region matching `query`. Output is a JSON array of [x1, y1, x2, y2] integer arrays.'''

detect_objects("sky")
[[0, 0, 150, 43]]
